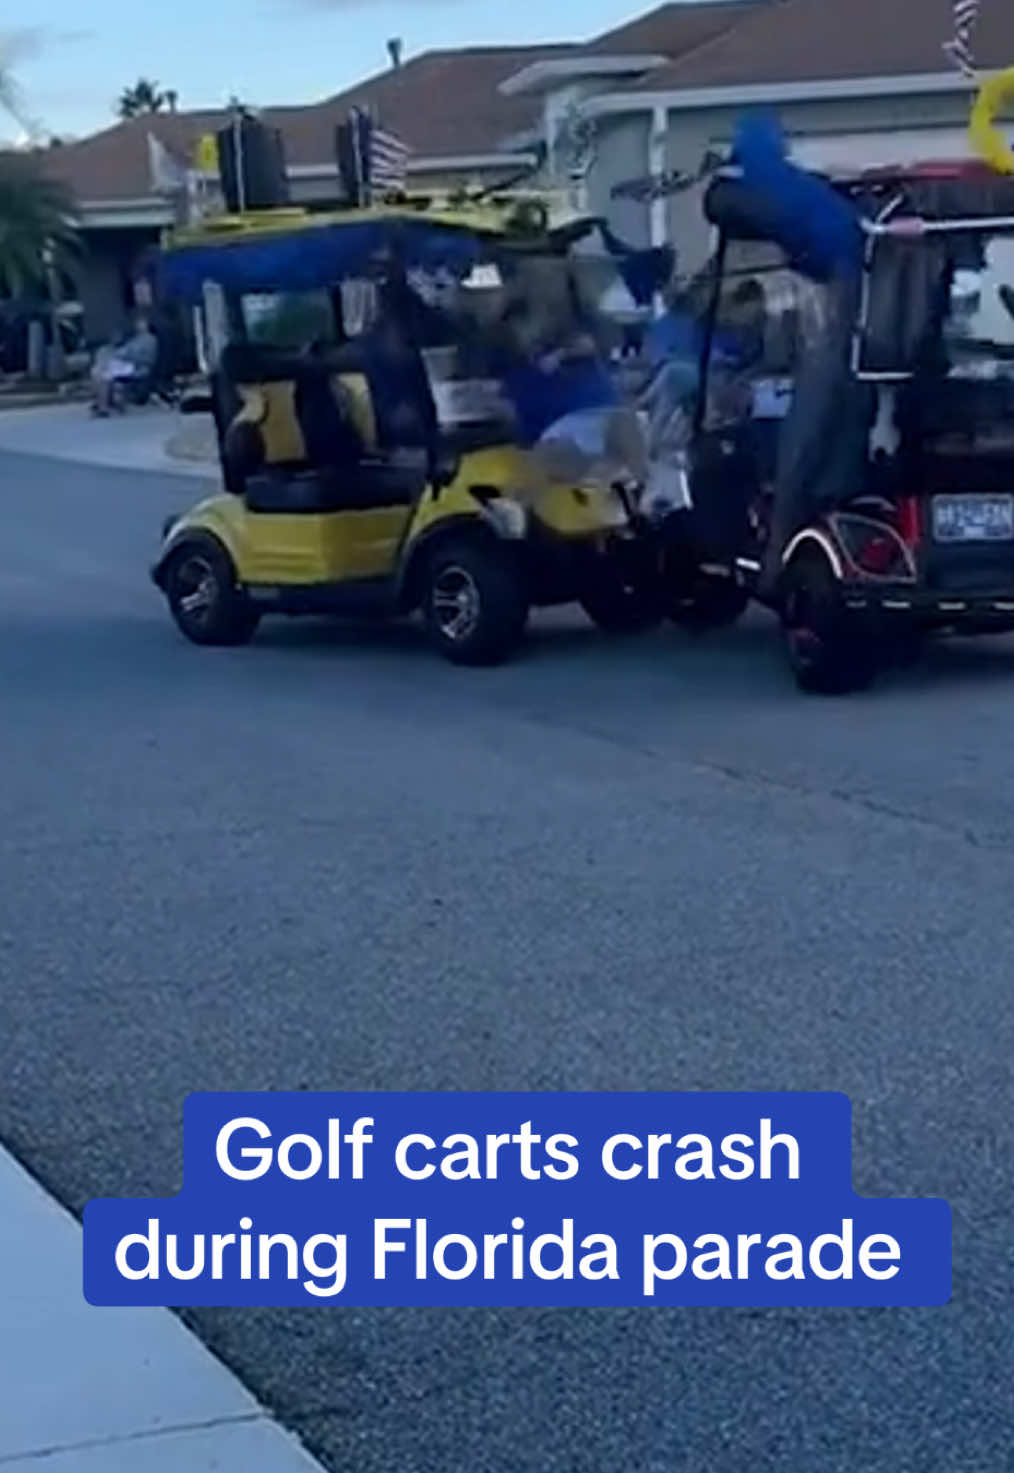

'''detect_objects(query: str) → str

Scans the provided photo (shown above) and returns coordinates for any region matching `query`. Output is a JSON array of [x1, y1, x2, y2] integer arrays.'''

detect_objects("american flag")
[[943, 0, 980, 78], [370, 123, 410, 194], [338, 108, 410, 202]]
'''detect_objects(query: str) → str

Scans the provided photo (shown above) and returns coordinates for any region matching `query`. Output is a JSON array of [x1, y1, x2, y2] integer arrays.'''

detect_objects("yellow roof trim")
[[165, 199, 531, 252]]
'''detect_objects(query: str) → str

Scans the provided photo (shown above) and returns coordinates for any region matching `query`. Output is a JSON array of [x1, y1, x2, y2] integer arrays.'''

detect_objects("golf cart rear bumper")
[[840, 582, 1014, 623]]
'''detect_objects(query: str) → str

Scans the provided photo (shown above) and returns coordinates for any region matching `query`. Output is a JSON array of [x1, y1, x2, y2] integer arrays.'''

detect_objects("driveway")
[[0, 401, 213, 478]]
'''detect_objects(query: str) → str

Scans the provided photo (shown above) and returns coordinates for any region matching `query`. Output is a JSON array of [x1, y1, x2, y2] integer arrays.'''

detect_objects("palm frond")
[[0, 31, 47, 142], [0, 154, 79, 296]]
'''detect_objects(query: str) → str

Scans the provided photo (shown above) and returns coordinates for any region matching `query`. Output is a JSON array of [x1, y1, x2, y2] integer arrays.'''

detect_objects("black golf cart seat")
[[215, 340, 433, 513]]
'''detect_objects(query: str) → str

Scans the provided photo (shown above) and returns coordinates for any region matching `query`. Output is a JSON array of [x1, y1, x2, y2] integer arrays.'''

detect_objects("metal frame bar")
[[852, 205, 1014, 380], [693, 230, 727, 435], [864, 213, 1014, 236]]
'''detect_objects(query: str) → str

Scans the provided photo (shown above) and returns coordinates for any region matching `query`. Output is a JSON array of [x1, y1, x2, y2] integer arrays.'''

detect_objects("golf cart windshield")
[[406, 237, 642, 448]]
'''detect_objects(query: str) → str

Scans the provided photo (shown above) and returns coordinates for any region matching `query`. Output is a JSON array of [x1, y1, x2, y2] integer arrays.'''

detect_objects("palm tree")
[[117, 78, 168, 120], [0, 153, 78, 297]]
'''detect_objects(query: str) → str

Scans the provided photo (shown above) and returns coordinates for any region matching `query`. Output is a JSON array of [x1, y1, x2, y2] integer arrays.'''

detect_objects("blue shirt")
[[503, 355, 617, 446], [644, 310, 699, 368]]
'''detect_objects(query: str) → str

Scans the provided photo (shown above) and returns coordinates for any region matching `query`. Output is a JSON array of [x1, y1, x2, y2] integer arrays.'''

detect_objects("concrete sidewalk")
[[0, 1147, 325, 1471], [0, 403, 215, 480]]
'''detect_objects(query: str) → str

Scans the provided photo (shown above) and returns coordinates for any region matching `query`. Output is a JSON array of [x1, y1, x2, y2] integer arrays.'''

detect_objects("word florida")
[[113, 1215, 900, 1299]]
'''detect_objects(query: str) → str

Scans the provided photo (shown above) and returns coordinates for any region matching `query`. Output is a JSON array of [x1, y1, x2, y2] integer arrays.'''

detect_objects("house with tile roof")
[[33, 0, 1014, 340], [504, 0, 1014, 279], [34, 2, 777, 338]]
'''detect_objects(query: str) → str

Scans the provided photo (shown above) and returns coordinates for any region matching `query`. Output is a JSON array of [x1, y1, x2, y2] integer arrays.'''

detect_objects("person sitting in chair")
[[90, 315, 159, 417]]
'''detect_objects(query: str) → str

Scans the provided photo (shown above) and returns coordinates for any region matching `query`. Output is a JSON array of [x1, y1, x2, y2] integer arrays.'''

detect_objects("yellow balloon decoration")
[[969, 68, 1014, 174]]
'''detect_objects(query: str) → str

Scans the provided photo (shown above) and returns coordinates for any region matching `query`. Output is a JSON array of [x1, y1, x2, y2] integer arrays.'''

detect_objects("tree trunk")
[[26, 320, 46, 380], [45, 259, 66, 382]]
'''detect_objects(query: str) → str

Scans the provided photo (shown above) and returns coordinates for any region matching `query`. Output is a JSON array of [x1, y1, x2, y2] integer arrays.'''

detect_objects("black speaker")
[[216, 118, 290, 212], [335, 113, 371, 206]]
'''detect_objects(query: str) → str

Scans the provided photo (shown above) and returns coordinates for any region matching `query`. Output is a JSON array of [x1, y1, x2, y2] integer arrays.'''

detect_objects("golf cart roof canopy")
[[705, 161, 1014, 248], [159, 199, 602, 305], [836, 160, 1014, 230]]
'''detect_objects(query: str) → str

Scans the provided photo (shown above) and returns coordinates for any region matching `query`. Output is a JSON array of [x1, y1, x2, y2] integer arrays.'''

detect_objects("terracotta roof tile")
[[41, 0, 1006, 205], [308, 46, 574, 155], [40, 112, 231, 201], [585, 1, 767, 58], [42, 45, 568, 203], [626, 0, 1014, 91]]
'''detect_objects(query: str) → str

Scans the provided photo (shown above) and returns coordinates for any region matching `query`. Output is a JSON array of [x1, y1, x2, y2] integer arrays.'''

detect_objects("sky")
[[2, 0, 674, 143]]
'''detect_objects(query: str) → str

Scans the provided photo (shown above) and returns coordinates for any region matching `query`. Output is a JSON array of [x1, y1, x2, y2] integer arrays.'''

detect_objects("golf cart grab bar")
[[862, 213, 1014, 236]]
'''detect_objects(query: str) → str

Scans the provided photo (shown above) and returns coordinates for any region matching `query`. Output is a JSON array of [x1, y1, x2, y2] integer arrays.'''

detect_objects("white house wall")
[[585, 87, 985, 283], [586, 113, 651, 247], [789, 126, 972, 170]]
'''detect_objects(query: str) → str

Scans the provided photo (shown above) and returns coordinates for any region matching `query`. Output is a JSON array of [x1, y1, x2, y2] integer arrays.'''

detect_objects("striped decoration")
[[370, 123, 410, 194], [943, 0, 981, 78]]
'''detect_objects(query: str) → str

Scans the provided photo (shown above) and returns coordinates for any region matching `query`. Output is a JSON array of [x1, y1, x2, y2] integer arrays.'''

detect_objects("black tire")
[[780, 550, 876, 695], [422, 537, 529, 666], [669, 575, 749, 633], [579, 566, 663, 635], [164, 537, 259, 647]]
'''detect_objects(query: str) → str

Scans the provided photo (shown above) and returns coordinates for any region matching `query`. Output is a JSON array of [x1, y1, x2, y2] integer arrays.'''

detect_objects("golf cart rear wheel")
[[780, 550, 875, 695], [164, 538, 259, 647], [422, 538, 529, 666], [669, 575, 749, 632]]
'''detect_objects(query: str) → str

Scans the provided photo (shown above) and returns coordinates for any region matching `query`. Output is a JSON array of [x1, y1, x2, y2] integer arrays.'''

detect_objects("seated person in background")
[[90, 315, 159, 416]]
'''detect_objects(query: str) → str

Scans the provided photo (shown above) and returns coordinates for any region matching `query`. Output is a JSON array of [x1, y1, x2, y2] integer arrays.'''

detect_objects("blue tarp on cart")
[[159, 219, 484, 303]]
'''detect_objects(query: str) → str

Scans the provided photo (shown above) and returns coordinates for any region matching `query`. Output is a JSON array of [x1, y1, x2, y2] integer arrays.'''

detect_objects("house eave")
[[584, 69, 987, 117], [500, 54, 669, 97], [76, 198, 174, 229]]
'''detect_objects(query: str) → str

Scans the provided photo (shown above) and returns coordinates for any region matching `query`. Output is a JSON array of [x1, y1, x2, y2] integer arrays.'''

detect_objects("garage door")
[[788, 127, 973, 172]]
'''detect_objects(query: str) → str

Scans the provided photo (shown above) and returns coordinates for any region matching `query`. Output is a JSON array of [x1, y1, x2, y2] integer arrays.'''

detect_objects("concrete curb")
[[0, 391, 91, 413], [0, 1145, 326, 1471], [164, 421, 218, 466]]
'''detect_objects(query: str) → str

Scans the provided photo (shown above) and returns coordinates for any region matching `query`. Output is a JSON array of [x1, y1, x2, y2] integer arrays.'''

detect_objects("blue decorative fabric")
[[159, 220, 482, 304], [730, 112, 863, 282], [597, 225, 676, 306]]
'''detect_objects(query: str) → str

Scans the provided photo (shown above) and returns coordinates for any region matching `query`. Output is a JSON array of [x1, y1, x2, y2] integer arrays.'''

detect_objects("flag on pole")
[[943, 0, 981, 78], [147, 132, 189, 195], [337, 109, 410, 202], [194, 133, 219, 174], [370, 122, 410, 194]]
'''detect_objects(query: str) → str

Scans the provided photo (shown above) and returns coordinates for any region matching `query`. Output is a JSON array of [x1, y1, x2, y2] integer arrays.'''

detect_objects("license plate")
[[932, 494, 1014, 543]]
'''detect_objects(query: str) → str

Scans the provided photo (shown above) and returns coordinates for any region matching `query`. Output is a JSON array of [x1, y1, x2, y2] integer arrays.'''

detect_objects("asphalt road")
[[1, 446, 1012, 1472]]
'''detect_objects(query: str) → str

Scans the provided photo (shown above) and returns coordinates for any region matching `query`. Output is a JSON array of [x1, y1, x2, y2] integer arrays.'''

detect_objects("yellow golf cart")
[[151, 198, 670, 664]]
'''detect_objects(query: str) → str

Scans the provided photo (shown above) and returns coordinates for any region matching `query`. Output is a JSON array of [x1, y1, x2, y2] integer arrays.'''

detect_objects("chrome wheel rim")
[[432, 565, 481, 643], [175, 555, 219, 629]]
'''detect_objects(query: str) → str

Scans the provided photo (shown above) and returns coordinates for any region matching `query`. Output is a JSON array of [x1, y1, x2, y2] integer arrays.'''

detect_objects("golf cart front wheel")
[[164, 537, 259, 647], [669, 575, 749, 633], [780, 551, 876, 695], [422, 538, 529, 666], [579, 565, 663, 634]]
